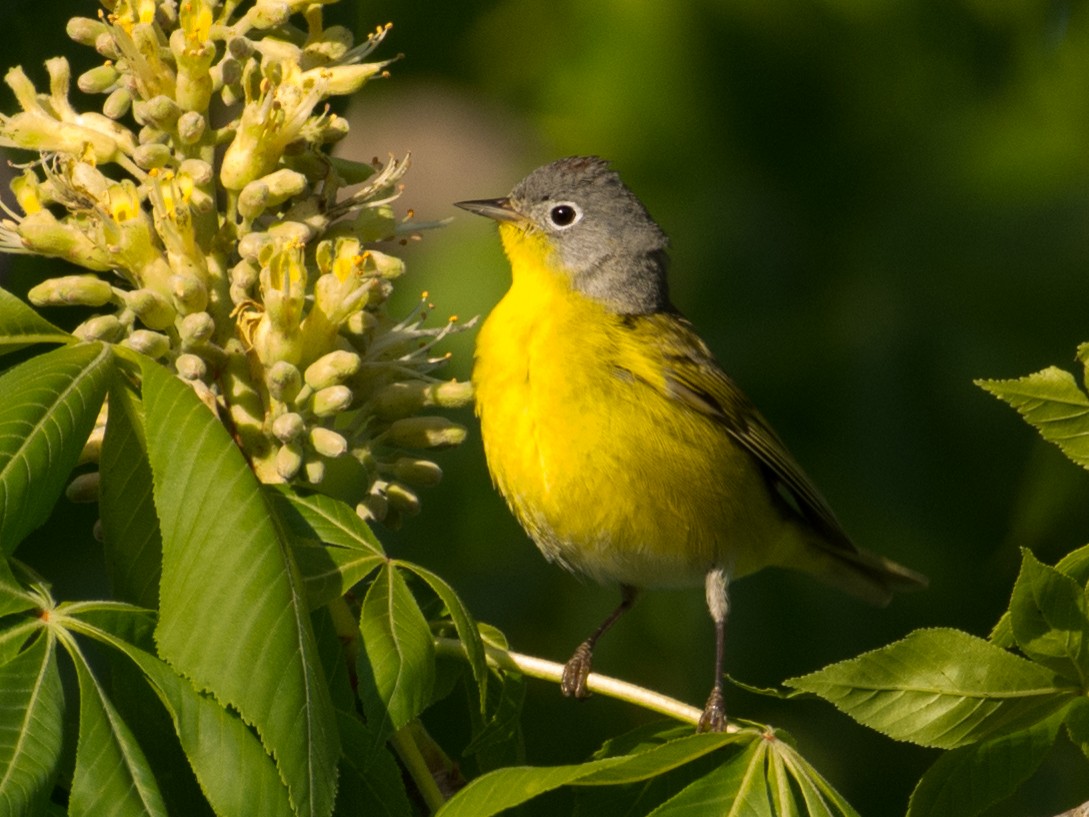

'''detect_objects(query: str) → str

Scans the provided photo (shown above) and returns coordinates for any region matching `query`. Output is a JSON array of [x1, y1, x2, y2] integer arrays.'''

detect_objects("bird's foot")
[[697, 686, 727, 733], [561, 642, 593, 699]]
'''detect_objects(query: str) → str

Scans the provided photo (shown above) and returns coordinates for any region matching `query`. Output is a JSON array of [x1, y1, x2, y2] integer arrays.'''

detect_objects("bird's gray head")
[[458, 157, 672, 315]]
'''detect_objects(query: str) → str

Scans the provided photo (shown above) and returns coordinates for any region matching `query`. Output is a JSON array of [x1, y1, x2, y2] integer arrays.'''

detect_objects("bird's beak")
[[454, 197, 523, 223]]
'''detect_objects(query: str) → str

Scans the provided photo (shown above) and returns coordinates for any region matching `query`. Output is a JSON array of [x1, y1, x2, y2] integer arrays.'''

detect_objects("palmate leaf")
[[70, 618, 295, 817], [436, 729, 742, 817], [0, 631, 63, 817], [785, 628, 1079, 748], [357, 562, 435, 741], [0, 343, 111, 554], [906, 709, 1064, 817], [99, 377, 162, 609], [401, 562, 489, 716], [0, 289, 70, 356], [976, 367, 1089, 470], [264, 487, 386, 610], [65, 638, 167, 817], [1008, 549, 1089, 685], [139, 359, 339, 817]]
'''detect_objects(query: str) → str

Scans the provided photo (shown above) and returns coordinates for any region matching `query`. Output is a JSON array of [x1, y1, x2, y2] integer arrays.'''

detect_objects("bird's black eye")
[[548, 203, 581, 228]]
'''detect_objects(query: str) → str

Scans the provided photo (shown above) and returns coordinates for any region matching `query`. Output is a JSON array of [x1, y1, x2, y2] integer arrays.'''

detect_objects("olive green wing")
[[639, 312, 855, 550]]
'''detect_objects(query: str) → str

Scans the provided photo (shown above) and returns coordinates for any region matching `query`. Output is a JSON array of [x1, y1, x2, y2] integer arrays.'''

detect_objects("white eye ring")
[[548, 202, 582, 229]]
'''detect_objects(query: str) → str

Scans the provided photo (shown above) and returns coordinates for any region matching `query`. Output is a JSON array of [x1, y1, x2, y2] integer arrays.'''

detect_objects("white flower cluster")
[[0, 0, 473, 527]]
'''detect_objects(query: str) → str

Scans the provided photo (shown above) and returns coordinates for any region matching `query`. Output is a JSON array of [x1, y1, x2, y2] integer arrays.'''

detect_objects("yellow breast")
[[472, 225, 779, 588]]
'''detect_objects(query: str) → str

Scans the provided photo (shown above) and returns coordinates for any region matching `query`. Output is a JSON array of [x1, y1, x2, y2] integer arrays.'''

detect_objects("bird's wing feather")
[[633, 312, 856, 552]]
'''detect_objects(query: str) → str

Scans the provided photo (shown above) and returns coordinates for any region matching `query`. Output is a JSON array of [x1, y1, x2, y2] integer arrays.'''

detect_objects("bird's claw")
[[561, 642, 593, 699]]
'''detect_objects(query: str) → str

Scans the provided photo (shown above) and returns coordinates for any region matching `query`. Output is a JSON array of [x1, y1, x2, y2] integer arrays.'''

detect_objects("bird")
[[455, 156, 926, 732]]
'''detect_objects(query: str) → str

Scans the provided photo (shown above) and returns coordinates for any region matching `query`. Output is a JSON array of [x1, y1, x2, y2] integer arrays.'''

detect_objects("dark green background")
[[4, 1, 1089, 814]]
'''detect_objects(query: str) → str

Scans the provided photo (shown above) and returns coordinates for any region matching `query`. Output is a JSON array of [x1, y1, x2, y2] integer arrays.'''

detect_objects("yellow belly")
[[472, 258, 784, 588]]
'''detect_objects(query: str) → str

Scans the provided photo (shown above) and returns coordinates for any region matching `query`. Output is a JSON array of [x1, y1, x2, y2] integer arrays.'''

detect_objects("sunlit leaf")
[[786, 628, 1078, 748], [100, 376, 161, 609], [266, 487, 385, 609], [1009, 549, 1089, 685], [0, 289, 70, 356], [647, 739, 774, 817], [358, 562, 435, 739], [436, 729, 742, 817], [400, 561, 488, 715], [906, 711, 1063, 817], [70, 618, 295, 817], [977, 368, 1089, 470], [0, 631, 63, 817], [66, 639, 167, 817], [140, 359, 338, 817], [0, 343, 111, 554]]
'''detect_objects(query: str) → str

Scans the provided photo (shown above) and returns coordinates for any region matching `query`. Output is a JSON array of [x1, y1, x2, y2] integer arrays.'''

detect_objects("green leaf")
[[400, 561, 488, 715], [991, 542, 1089, 648], [1008, 549, 1089, 684], [647, 739, 774, 817], [0, 343, 111, 553], [786, 628, 1078, 748], [977, 368, 1089, 470], [0, 556, 37, 618], [0, 289, 70, 356], [72, 618, 295, 817], [774, 736, 860, 817], [906, 710, 1064, 817], [99, 376, 162, 608], [1065, 697, 1089, 765], [66, 638, 168, 817], [358, 562, 435, 739], [265, 487, 385, 609], [334, 713, 413, 817], [0, 631, 63, 817], [140, 359, 339, 817], [436, 730, 743, 817]]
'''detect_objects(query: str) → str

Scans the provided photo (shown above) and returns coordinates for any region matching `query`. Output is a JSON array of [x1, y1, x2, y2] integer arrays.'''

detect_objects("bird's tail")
[[802, 538, 928, 608]]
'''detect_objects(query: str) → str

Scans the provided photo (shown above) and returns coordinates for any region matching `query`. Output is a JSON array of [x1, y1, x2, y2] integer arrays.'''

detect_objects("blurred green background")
[[5, 0, 1089, 813]]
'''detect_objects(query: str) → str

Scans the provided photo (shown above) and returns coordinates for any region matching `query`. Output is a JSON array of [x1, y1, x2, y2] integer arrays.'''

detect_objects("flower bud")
[[276, 441, 303, 480], [103, 87, 133, 120], [65, 472, 100, 503], [79, 429, 105, 465], [28, 275, 114, 308], [135, 95, 182, 130], [267, 361, 302, 403], [176, 353, 207, 381], [384, 416, 467, 449], [67, 16, 108, 46], [309, 427, 348, 458], [230, 259, 259, 290], [171, 274, 209, 315], [78, 64, 119, 95], [311, 385, 353, 417], [180, 311, 215, 344], [370, 379, 473, 419], [74, 315, 124, 342], [126, 288, 176, 330], [357, 492, 387, 523], [391, 457, 443, 487], [272, 412, 305, 442], [135, 142, 173, 170], [123, 329, 171, 359], [344, 310, 378, 336], [385, 482, 420, 517], [304, 350, 362, 390], [304, 456, 325, 484], [179, 158, 214, 186], [176, 110, 206, 144]]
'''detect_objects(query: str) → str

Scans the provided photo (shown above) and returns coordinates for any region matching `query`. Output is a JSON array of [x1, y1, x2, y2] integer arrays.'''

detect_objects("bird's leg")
[[698, 567, 730, 733], [561, 584, 638, 699]]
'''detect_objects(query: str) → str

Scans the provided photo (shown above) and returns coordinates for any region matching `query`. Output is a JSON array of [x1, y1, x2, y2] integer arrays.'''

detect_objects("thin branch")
[[434, 636, 740, 734]]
